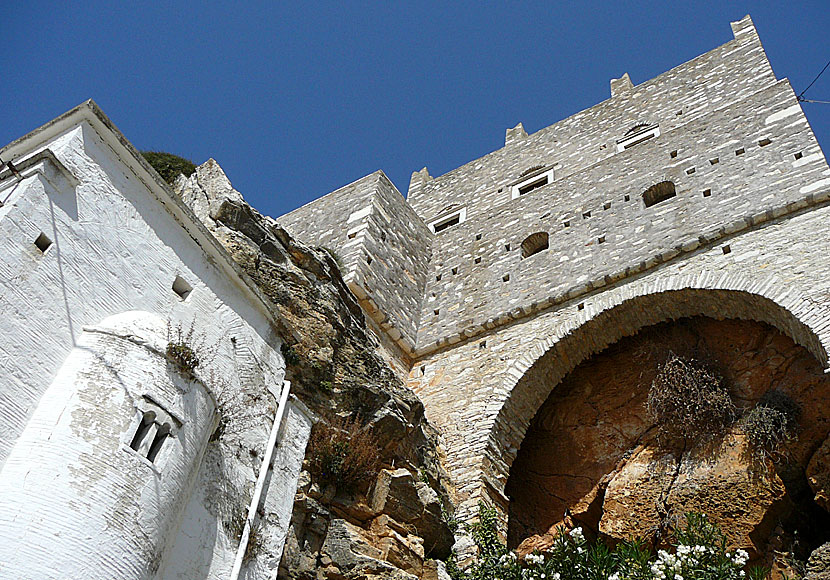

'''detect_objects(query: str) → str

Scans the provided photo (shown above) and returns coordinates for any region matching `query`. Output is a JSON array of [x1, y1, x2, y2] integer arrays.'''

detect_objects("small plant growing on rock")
[[741, 390, 800, 459], [307, 415, 379, 493], [166, 322, 201, 376], [280, 343, 300, 366], [647, 353, 736, 445]]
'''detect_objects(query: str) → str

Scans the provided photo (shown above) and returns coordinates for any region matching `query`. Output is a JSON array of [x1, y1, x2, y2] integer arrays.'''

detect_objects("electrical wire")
[[798, 59, 830, 102]]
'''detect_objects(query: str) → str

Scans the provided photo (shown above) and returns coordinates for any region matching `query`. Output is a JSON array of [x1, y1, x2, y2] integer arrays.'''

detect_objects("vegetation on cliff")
[[141, 150, 197, 184]]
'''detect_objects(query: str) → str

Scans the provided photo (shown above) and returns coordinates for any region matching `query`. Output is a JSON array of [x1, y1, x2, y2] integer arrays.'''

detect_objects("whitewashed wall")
[[0, 108, 309, 579]]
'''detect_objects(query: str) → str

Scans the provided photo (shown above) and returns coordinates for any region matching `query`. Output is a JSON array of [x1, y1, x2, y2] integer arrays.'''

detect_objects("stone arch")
[[468, 273, 830, 530], [521, 232, 549, 259]]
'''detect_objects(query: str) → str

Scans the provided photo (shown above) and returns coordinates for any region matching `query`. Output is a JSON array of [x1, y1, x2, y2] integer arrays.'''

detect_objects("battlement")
[[276, 15, 830, 357]]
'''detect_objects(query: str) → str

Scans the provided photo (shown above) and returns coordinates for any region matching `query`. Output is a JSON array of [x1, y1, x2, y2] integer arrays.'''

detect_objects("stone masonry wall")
[[407, 199, 830, 530], [413, 78, 827, 350], [278, 171, 432, 356]]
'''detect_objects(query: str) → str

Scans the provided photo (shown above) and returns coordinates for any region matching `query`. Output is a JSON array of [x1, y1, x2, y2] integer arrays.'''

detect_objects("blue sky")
[[4, 2, 829, 219]]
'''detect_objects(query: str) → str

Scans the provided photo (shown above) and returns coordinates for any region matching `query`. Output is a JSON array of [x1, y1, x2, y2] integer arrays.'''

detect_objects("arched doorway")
[[505, 315, 830, 565]]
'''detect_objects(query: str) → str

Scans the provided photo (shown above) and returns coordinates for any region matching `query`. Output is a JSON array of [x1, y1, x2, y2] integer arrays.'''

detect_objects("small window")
[[642, 181, 677, 208], [511, 169, 554, 199], [703, 189, 712, 197], [521, 232, 549, 259], [34, 232, 52, 253], [794, 152, 803, 160], [617, 125, 660, 152], [735, 148, 745, 156], [710, 158, 719, 165], [759, 138, 771, 147], [129, 411, 172, 465], [172, 276, 192, 300], [429, 208, 466, 233], [686, 167, 696, 175]]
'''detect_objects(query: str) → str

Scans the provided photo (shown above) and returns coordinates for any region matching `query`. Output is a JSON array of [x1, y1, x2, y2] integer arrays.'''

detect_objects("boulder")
[[370, 468, 454, 558]]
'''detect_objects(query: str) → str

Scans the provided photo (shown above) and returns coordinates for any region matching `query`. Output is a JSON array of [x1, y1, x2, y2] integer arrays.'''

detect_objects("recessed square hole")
[[479, 341, 487, 349], [34, 232, 52, 253], [436, 274, 442, 282], [670, 150, 678, 158], [474, 257, 482, 264], [686, 167, 696, 175], [451, 267, 458, 275], [172, 275, 193, 300], [577, 302, 585, 311], [505, 243, 511, 251], [366, 255, 373, 265], [564, 220, 570, 227], [759, 138, 771, 147], [498, 187, 503, 193], [475, 233, 482, 240], [709, 157, 719, 165], [722, 245, 731, 255], [600, 143, 607, 150], [676, 110, 683, 116], [503, 274, 510, 282], [624, 195, 630, 202], [735, 148, 745, 156], [603, 202, 611, 210], [794, 151, 803, 160], [347, 231, 356, 239], [583, 211, 591, 219], [433, 309, 440, 316], [598, 235, 606, 244], [703, 189, 712, 197]]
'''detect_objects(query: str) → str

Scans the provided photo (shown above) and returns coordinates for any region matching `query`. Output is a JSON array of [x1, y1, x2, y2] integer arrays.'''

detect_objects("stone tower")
[[278, 14, 830, 537]]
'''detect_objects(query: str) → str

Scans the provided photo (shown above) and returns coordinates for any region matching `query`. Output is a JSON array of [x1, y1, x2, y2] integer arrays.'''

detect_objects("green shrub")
[[307, 415, 379, 492], [447, 504, 768, 580], [647, 353, 736, 444], [280, 343, 300, 366], [141, 151, 197, 185]]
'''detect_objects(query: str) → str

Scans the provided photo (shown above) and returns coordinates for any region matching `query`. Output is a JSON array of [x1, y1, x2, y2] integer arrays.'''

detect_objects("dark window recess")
[[521, 232, 549, 259], [736, 148, 745, 156], [759, 138, 771, 147], [433, 215, 460, 233], [34, 232, 52, 253], [172, 276, 192, 300], [710, 158, 719, 165], [795, 152, 803, 160], [503, 274, 510, 282], [722, 245, 731, 255], [686, 167, 696, 175], [670, 150, 678, 158], [703, 189, 712, 197], [642, 181, 677, 208], [129, 411, 172, 465], [518, 175, 549, 196]]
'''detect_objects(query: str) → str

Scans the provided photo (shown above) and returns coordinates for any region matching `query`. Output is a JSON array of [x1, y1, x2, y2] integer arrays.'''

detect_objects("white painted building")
[[0, 101, 311, 579]]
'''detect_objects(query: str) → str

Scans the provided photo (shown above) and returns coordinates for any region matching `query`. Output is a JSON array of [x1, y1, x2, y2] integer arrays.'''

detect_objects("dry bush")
[[647, 353, 736, 445], [741, 390, 800, 459], [307, 415, 380, 492]]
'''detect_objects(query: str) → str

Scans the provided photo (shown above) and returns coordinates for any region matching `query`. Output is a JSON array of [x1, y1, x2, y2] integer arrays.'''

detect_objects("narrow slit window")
[[146, 424, 170, 463], [710, 158, 719, 165], [759, 138, 771, 147], [130, 411, 156, 452], [735, 148, 745, 156], [617, 125, 661, 152], [642, 181, 677, 208]]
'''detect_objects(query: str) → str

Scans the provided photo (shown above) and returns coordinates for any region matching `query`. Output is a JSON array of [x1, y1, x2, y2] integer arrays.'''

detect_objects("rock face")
[[177, 162, 455, 579], [508, 317, 830, 566]]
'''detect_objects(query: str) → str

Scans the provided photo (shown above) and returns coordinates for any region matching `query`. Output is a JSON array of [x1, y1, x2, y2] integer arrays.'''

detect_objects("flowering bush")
[[447, 505, 770, 580]]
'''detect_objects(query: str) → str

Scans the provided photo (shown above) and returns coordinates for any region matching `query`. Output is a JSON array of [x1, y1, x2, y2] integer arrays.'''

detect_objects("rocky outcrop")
[[509, 317, 830, 567], [177, 161, 454, 579]]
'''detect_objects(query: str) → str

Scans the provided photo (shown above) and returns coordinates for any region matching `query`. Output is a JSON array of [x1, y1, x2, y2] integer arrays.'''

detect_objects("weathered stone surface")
[[808, 435, 830, 512], [806, 542, 830, 580]]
